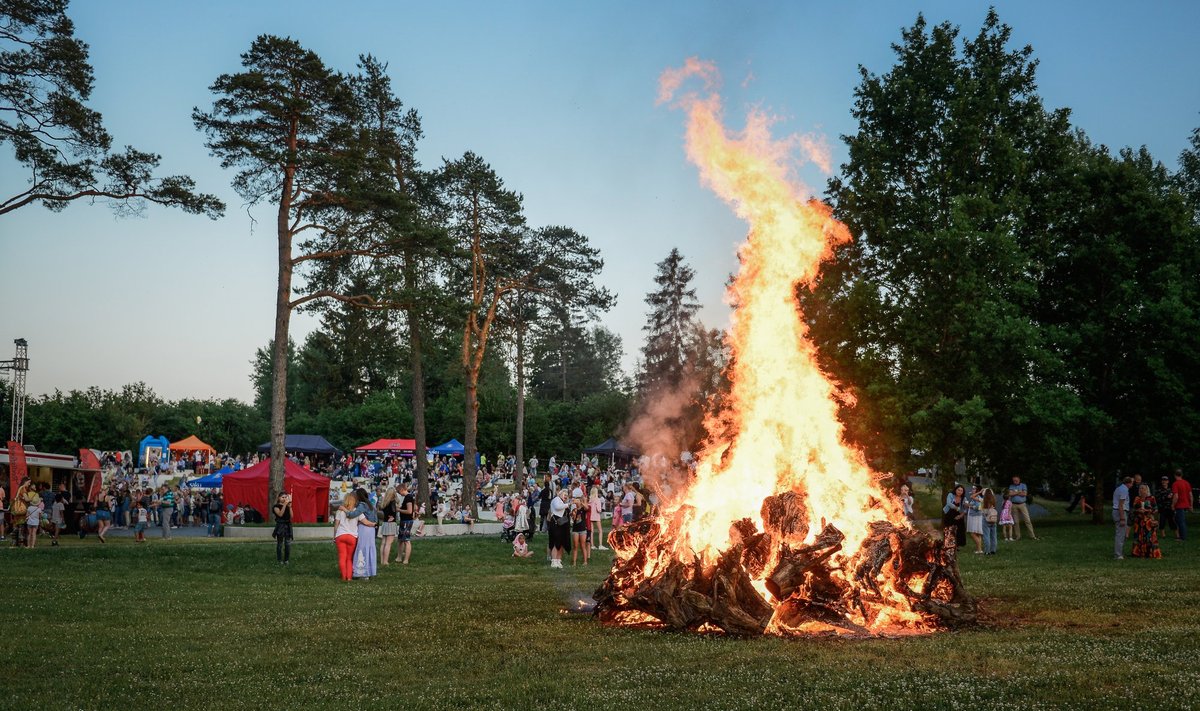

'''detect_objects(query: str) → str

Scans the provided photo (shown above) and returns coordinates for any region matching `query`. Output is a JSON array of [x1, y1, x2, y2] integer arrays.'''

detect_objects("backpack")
[[208, 499, 220, 513], [985, 507, 998, 524]]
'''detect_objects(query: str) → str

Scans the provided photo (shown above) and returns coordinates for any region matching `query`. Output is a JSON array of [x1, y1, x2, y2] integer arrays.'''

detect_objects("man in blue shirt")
[[1007, 476, 1038, 540]]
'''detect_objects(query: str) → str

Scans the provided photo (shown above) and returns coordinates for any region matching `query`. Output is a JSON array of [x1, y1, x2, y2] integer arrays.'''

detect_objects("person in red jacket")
[[1170, 469, 1193, 541]]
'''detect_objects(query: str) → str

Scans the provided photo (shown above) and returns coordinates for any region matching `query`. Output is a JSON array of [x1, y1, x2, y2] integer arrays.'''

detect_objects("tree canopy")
[[0, 0, 223, 217]]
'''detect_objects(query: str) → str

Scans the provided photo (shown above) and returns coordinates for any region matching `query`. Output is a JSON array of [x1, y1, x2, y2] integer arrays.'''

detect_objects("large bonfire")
[[593, 59, 975, 637]]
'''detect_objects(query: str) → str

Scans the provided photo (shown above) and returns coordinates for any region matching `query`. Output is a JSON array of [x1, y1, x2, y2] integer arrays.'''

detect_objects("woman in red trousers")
[[333, 493, 360, 581]]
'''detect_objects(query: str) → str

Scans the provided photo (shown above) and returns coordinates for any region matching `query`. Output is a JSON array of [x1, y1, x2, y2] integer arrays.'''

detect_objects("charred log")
[[760, 491, 808, 540], [764, 523, 844, 601]]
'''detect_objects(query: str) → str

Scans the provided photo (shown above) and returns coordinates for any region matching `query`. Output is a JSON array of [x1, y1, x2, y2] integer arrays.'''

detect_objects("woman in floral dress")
[[1131, 484, 1161, 559]]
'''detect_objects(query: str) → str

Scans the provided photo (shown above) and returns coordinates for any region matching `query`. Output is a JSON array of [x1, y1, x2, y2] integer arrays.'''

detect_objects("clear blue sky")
[[2, 0, 1197, 402]]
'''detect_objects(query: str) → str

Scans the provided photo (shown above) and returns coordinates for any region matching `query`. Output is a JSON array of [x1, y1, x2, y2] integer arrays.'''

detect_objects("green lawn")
[[2, 515, 1198, 710]]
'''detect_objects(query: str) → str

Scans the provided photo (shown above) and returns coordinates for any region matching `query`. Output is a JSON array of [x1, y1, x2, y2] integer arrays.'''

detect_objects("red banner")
[[7, 440, 27, 495]]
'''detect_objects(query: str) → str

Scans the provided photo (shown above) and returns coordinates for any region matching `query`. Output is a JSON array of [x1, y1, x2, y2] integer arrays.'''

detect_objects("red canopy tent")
[[221, 459, 330, 523], [355, 438, 416, 454]]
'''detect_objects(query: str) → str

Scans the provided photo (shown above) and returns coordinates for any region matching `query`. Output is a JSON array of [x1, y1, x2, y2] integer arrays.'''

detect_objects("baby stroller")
[[499, 515, 518, 543]]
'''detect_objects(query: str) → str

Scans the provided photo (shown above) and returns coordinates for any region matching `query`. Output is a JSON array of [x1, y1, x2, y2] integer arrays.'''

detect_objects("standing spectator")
[[589, 486, 606, 551], [548, 488, 570, 569], [158, 486, 175, 540], [538, 476, 553, 533], [93, 488, 112, 543], [1170, 469, 1192, 542], [515, 496, 530, 540], [620, 483, 637, 526], [1131, 484, 1162, 559], [965, 485, 984, 554], [570, 496, 590, 567], [999, 494, 1015, 541], [1006, 476, 1038, 540], [133, 499, 149, 543], [50, 493, 65, 547], [898, 484, 914, 523], [351, 487, 378, 579], [396, 483, 415, 565], [24, 492, 44, 549], [526, 485, 539, 533], [1155, 476, 1176, 535], [1113, 475, 1132, 560], [942, 485, 965, 548], [272, 493, 293, 565], [206, 494, 222, 537], [528, 454, 539, 477], [9, 477, 32, 547], [332, 494, 359, 581], [378, 488, 398, 566], [981, 489, 998, 555]]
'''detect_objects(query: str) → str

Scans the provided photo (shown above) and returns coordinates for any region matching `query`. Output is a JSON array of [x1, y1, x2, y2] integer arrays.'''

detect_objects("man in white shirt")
[[1112, 476, 1132, 560]]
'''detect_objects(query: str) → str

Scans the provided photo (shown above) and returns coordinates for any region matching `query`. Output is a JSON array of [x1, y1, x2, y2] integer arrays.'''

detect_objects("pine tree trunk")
[[407, 303, 430, 513], [515, 314, 526, 480], [463, 375, 479, 518], [268, 170, 294, 522]]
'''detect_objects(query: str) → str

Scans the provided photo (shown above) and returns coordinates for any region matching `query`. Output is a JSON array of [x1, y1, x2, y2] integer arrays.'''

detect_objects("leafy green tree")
[[1, 0, 222, 217], [806, 10, 1082, 492], [195, 35, 360, 513], [1038, 141, 1200, 520]]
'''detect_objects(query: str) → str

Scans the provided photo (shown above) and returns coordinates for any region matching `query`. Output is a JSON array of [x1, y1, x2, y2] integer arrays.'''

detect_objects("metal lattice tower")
[[1, 339, 29, 443]]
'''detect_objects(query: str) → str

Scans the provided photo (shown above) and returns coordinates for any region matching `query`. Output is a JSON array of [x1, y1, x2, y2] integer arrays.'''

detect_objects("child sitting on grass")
[[512, 533, 532, 558]]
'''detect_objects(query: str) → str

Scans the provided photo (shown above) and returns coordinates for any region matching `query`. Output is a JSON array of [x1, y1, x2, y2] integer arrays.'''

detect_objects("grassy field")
[[2, 514, 1197, 710]]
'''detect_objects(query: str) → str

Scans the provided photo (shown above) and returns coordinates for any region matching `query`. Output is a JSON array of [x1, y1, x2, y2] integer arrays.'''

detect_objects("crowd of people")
[[10, 441, 1193, 581], [937, 470, 1193, 561]]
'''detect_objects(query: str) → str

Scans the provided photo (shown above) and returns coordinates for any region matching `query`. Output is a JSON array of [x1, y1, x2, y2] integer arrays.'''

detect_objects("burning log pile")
[[593, 494, 976, 637]]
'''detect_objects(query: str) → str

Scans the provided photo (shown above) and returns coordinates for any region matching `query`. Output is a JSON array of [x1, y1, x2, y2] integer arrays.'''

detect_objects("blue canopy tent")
[[429, 439, 465, 457], [190, 466, 231, 488], [256, 434, 342, 456]]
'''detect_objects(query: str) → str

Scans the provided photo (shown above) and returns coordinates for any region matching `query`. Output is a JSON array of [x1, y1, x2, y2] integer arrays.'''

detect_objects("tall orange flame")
[[658, 58, 897, 558]]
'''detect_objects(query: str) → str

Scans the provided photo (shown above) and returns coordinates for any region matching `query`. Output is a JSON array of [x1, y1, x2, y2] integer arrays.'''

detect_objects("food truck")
[[1, 444, 103, 530]]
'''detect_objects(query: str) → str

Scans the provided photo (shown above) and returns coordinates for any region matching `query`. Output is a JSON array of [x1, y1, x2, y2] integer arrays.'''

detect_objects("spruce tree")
[[639, 247, 701, 393]]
